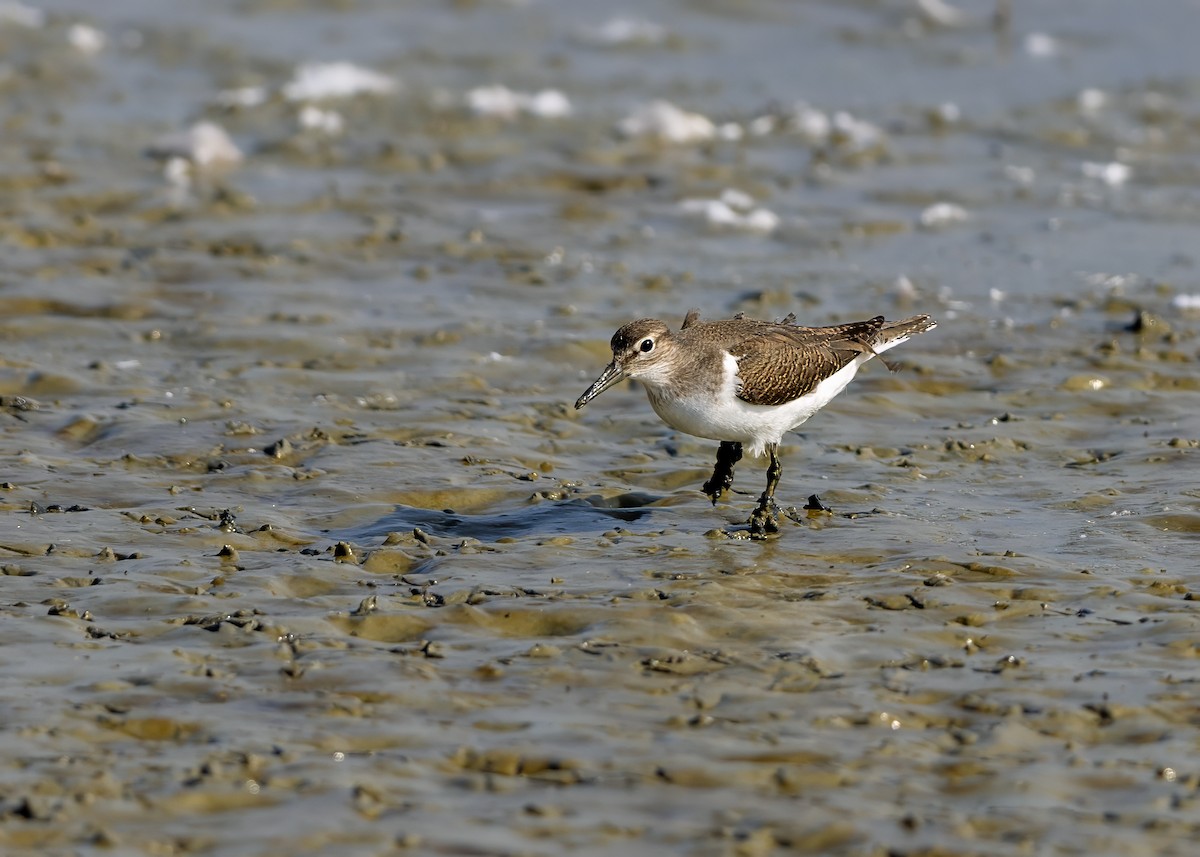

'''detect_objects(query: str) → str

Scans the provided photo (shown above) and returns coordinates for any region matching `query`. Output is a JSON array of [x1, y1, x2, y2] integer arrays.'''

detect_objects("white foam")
[[580, 17, 666, 46], [298, 105, 344, 135], [466, 85, 571, 119], [525, 89, 571, 118], [1024, 32, 1059, 58], [918, 202, 969, 229], [1077, 88, 1107, 112], [716, 122, 744, 141], [832, 111, 884, 149], [1171, 294, 1200, 310], [283, 62, 396, 102], [933, 102, 961, 124], [1081, 161, 1130, 186], [67, 23, 105, 54], [617, 100, 714, 144], [679, 189, 779, 233], [718, 188, 754, 210], [789, 102, 831, 142], [147, 122, 242, 167], [163, 156, 191, 188], [215, 85, 268, 109], [1004, 164, 1036, 186], [916, 0, 966, 27], [894, 275, 918, 300], [747, 115, 776, 136]]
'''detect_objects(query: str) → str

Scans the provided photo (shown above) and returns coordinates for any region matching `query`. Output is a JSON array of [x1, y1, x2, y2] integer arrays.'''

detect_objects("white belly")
[[646, 352, 869, 457]]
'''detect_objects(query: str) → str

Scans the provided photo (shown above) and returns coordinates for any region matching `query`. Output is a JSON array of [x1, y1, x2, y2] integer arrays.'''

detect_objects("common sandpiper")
[[575, 309, 937, 536]]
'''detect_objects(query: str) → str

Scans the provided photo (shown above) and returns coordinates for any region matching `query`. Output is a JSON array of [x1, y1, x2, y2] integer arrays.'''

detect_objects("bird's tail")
[[874, 314, 937, 350], [857, 314, 937, 371]]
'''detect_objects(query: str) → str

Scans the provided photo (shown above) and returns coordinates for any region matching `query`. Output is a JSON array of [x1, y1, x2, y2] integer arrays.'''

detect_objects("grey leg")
[[748, 443, 782, 535]]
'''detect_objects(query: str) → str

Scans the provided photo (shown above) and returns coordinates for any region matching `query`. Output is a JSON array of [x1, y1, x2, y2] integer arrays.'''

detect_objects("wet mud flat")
[[3, 0, 1200, 855]]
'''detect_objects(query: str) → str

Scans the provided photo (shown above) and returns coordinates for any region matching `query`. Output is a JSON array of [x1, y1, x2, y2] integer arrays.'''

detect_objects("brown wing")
[[772, 316, 886, 344], [730, 317, 884, 406]]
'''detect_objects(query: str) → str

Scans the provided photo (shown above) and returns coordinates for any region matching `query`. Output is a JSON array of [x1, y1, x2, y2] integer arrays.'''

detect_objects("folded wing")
[[731, 317, 886, 406]]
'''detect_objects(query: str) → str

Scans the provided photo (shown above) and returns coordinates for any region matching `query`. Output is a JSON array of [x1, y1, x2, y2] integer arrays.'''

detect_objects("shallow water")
[[2, 1, 1199, 855]]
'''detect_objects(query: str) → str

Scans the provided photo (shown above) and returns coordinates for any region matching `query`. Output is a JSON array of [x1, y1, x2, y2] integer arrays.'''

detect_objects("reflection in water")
[[348, 495, 653, 541]]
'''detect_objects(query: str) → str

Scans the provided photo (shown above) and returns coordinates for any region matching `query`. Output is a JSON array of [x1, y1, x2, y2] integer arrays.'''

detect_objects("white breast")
[[645, 351, 871, 458]]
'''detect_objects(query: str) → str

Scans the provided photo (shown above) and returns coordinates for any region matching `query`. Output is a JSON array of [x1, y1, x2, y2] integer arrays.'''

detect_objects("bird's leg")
[[748, 443, 782, 535], [702, 441, 742, 505]]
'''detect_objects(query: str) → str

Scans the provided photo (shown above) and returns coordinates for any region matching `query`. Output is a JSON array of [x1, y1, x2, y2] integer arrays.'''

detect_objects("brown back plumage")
[[674, 313, 935, 407]]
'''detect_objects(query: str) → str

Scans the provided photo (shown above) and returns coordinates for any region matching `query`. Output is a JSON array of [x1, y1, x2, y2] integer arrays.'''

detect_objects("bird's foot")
[[702, 442, 742, 506], [747, 497, 781, 537], [702, 468, 735, 505]]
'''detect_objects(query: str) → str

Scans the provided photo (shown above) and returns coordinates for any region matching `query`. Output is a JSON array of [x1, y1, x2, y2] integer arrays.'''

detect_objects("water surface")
[[2, 1, 1199, 855]]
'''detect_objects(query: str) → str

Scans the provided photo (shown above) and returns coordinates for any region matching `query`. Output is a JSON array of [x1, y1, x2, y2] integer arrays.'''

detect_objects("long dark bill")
[[574, 362, 625, 409]]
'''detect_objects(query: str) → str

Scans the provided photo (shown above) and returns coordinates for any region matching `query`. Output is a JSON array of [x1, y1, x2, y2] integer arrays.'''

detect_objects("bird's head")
[[574, 319, 674, 409]]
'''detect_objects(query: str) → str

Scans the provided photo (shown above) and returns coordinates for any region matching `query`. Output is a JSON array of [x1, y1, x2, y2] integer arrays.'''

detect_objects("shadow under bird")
[[575, 309, 937, 536]]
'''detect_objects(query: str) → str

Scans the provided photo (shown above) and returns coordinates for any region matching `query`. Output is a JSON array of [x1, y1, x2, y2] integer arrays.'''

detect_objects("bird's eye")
[[639, 338, 654, 353]]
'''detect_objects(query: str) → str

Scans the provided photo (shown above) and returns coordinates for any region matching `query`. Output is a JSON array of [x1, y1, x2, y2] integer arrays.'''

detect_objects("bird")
[[574, 309, 937, 536]]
